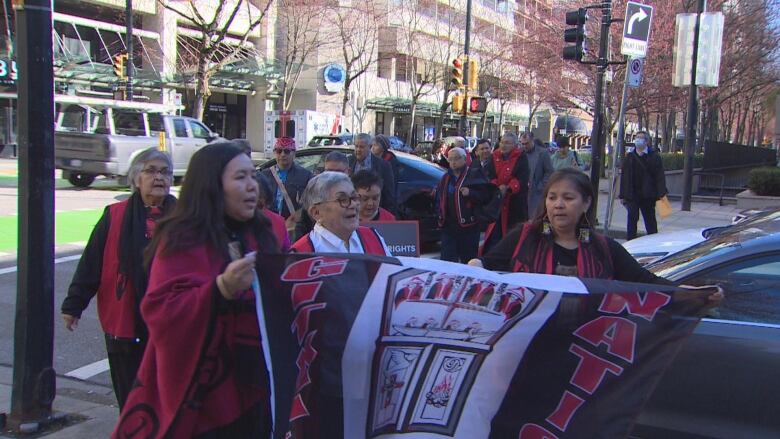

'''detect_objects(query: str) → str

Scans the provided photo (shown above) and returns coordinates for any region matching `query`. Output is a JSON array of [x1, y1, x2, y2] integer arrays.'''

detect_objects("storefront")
[[202, 93, 247, 140]]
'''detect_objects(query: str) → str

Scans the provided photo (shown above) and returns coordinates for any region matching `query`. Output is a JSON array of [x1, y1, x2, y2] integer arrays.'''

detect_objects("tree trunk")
[[341, 76, 352, 118], [407, 100, 417, 146], [435, 89, 451, 139], [193, 64, 211, 121], [497, 100, 506, 139]]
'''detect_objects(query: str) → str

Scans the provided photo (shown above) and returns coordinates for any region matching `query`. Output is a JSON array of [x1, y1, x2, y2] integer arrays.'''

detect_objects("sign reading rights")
[[365, 221, 420, 257]]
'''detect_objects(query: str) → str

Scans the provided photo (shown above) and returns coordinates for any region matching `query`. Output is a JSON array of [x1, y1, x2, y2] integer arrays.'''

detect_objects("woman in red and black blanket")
[[61, 147, 176, 410], [113, 142, 283, 438]]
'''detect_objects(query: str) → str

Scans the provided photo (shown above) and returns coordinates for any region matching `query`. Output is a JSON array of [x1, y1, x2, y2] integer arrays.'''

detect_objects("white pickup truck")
[[55, 101, 222, 187]]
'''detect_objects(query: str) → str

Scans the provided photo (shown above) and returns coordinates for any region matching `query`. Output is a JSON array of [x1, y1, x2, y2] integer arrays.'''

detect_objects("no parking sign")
[[628, 58, 644, 88]]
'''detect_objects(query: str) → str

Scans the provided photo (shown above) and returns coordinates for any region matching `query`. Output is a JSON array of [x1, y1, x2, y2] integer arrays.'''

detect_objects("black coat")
[[619, 150, 668, 201], [261, 162, 313, 218], [349, 154, 397, 215], [435, 166, 497, 229]]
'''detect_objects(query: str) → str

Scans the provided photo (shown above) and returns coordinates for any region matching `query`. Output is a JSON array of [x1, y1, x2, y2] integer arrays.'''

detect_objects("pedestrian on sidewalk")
[[551, 135, 584, 172], [481, 132, 529, 254], [113, 142, 283, 438], [436, 147, 497, 263], [619, 131, 668, 240], [61, 147, 176, 410], [521, 131, 554, 218]]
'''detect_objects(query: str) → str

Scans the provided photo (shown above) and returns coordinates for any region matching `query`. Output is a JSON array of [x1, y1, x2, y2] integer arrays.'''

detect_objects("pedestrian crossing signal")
[[468, 96, 487, 114], [113, 53, 128, 79]]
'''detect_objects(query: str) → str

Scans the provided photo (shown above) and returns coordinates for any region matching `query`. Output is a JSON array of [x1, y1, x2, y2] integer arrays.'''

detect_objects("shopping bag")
[[657, 195, 673, 219]]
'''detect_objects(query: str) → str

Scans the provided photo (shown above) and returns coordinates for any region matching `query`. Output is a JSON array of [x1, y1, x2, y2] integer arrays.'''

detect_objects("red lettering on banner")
[[289, 394, 310, 421], [518, 423, 559, 439], [599, 292, 671, 322], [291, 303, 327, 344], [546, 391, 586, 431], [281, 256, 348, 282], [291, 282, 322, 310], [568, 344, 624, 394], [573, 316, 637, 363], [294, 331, 319, 393]]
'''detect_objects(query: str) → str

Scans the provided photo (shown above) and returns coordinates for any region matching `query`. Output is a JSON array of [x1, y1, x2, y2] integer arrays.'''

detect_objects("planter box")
[[736, 189, 780, 210], [665, 169, 700, 197]]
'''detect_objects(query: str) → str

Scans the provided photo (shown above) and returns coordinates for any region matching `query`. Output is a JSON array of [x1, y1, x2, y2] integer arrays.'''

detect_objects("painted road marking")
[[65, 358, 110, 380], [0, 254, 82, 275]]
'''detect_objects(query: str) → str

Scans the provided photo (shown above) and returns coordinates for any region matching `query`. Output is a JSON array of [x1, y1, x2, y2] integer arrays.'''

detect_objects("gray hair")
[[324, 151, 349, 167], [447, 147, 467, 159], [501, 132, 519, 144], [128, 147, 173, 191], [301, 171, 354, 210], [355, 133, 373, 145]]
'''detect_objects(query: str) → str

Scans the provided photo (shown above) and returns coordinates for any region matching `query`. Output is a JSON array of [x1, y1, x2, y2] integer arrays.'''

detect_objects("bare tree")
[[276, 0, 332, 110], [160, 0, 273, 120]]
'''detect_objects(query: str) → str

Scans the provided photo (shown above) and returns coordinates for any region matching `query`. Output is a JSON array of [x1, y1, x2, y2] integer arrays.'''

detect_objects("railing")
[[694, 171, 725, 206]]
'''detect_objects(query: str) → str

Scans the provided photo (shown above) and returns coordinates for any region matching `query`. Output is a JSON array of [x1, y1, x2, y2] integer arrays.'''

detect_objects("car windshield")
[[648, 210, 780, 278]]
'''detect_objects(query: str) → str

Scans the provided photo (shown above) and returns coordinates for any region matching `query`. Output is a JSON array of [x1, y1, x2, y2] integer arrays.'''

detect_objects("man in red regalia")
[[481, 132, 529, 254]]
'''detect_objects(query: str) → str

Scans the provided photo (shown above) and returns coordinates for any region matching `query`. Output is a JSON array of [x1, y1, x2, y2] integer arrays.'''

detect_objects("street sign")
[[627, 58, 644, 87], [621, 2, 654, 58], [672, 12, 724, 87]]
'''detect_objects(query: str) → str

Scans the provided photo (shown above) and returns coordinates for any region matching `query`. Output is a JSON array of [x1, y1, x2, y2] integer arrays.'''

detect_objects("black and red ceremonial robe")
[[254, 254, 713, 439]]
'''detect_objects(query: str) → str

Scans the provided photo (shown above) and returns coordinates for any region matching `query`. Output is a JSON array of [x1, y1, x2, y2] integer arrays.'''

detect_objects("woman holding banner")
[[469, 168, 668, 283], [113, 142, 283, 438], [291, 171, 392, 256]]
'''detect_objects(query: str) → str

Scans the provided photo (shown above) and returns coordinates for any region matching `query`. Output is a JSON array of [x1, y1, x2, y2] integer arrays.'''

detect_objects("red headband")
[[275, 137, 296, 150]]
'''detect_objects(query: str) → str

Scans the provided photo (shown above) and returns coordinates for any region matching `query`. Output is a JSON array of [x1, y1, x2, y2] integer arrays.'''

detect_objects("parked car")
[[631, 213, 780, 438], [55, 104, 221, 187], [256, 146, 445, 243], [624, 208, 780, 265], [307, 133, 354, 147]]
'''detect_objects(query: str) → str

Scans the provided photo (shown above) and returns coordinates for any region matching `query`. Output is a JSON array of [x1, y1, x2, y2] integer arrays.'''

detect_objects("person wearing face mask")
[[619, 131, 668, 240], [61, 148, 176, 411], [113, 142, 284, 438], [291, 171, 393, 255]]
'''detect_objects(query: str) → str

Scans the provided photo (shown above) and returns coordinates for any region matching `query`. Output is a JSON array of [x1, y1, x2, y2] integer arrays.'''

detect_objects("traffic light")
[[468, 58, 479, 91], [452, 94, 464, 113], [468, 96, 487, 114], [113, 53, 128, 78], [563, 8, 587, 62], [451, 57, 464, 89]]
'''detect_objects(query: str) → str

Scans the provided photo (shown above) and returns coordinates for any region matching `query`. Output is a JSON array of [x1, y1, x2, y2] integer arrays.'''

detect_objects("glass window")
[[274, 120, 295, 138], [147, 114, 164, 133], [114, 111, 146, 136], [681, 253, 780, 325], [173, 119, 188, 138], [189, 120, 211, 139]]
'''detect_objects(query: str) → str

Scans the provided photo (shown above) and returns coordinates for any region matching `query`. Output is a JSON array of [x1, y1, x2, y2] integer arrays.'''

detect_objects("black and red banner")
[[255, 254, 711, 439]]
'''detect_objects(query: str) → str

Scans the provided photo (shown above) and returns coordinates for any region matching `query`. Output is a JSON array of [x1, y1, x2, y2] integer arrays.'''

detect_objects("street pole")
[[604, 56, 631, 235], [125, 0, 134, 100], [681, 0, 705, 211], [587, 0, 612, 225], [459, 0, 472, 136], [10, 0, 56, 430]]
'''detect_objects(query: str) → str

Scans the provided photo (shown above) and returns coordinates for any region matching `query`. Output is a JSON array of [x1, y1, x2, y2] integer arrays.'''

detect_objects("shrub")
[[660, 152, 704, 171], [747, 167, 780, 196]]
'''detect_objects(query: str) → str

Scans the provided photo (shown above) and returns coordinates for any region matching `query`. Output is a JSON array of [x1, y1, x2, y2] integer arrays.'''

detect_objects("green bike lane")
[[0, 208, 104, 254]]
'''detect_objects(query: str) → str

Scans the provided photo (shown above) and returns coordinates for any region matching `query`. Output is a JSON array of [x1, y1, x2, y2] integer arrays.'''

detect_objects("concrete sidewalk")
[[0, 364, 118, 438]]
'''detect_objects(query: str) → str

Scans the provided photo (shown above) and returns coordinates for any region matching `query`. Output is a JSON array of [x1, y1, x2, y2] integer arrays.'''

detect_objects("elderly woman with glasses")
[[61, 147, 176, 410], [291, 171, 392, 255]]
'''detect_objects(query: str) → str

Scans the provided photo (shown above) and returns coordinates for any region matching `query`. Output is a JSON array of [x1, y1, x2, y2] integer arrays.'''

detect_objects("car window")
[[680, 253, 780, 325], [172, 119, 188, 138], [189, 121, 211, 139]]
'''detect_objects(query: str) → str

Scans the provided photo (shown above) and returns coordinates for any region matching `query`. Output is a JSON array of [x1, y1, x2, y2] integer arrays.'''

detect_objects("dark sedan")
[[632, 211, 780, 438], [256, 146, 445, 243]]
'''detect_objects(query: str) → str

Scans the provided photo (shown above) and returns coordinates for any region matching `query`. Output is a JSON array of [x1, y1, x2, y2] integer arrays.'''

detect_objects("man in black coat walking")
[[349, 133, 397, 215], [619, 131, 668, 240]]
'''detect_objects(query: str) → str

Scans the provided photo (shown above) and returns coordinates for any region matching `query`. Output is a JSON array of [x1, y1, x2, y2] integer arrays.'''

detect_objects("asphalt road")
[[0, 254, 113, 388]]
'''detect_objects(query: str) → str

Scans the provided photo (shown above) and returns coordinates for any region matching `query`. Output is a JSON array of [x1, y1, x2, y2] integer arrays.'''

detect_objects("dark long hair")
[[146, 142, 278, 268], [531, 168, 594, 232]]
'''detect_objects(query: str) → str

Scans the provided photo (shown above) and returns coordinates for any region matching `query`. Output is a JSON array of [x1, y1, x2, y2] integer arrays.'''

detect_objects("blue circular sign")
[[324, 64, 346, 84]]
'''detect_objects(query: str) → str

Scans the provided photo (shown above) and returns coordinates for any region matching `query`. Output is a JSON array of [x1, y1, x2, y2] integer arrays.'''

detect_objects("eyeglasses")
[[317, 194, 360, 208], [274, 148, 294, 155], [141, 167, 173, 177]]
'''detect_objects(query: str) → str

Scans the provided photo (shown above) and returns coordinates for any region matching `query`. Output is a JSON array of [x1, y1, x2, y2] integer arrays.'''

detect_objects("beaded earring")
[[542, 217, 552, 235], [579, 212, 592, 243]]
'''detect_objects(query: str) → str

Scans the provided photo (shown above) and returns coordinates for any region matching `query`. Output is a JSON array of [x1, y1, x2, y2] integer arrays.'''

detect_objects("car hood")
[[622, 228, 708, 257]]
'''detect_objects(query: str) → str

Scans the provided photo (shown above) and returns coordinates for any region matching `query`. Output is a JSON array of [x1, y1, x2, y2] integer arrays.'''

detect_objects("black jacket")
[[435, 167, 496, 229], [261, 162, 313, 218], [349, 154, 397, 215], [619, 150, 668, 201]]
